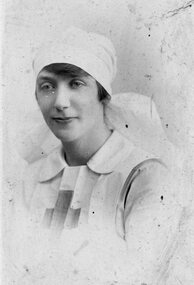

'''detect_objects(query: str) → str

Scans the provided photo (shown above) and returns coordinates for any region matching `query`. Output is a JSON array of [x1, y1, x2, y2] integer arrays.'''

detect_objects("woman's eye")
[[71, 80, 85, 89], [40, 83, 55, 92]]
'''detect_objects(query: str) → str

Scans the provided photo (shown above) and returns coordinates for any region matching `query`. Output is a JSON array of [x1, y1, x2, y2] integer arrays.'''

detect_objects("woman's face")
[[36, 65, 104, 143]]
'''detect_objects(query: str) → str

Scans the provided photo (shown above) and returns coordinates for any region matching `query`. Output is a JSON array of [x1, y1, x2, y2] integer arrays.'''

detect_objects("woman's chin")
[[52, 130, 79, 143]]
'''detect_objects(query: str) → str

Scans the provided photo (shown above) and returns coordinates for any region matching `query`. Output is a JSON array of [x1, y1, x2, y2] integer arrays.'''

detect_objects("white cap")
[[33, 27, 117, 95]]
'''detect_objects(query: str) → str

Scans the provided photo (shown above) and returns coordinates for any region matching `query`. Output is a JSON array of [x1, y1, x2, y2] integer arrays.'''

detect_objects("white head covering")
[[17, 27, 181, 170], [33, 27, 117, 95]]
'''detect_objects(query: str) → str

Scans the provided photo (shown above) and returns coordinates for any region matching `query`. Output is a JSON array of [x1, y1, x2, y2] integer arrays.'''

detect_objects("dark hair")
[[42, 63, 110, 102]]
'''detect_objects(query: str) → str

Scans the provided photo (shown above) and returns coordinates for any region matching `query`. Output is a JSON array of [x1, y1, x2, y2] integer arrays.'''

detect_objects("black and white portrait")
[[2, 0, 194, 284]]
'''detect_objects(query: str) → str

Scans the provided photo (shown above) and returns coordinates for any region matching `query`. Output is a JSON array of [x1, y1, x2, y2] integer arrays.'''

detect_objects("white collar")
[[38, 130, 134, 182]]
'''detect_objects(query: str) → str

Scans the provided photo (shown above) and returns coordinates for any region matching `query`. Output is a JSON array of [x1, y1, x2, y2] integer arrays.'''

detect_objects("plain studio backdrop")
[[1, 0, 194, 283]]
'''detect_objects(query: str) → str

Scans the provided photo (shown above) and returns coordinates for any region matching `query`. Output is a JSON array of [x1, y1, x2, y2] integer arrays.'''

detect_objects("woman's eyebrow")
[[36, 74, 93, 84], [37, 75, 56, 82]]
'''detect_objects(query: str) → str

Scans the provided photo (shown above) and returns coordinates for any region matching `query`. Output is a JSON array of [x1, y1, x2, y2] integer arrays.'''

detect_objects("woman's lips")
[[52, 117, 76, 123]]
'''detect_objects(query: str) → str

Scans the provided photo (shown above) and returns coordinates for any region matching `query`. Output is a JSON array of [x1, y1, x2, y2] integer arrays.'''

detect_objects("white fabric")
[[33, 27, 117, 95], [12, 130, 183, 284]]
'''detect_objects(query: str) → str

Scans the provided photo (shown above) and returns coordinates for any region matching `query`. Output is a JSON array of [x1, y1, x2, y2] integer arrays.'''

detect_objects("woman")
[[13, 27, 182, 285]]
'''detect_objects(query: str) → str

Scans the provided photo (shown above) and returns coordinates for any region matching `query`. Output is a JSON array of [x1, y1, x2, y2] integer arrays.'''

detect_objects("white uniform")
[[11, 130, 183, 285]]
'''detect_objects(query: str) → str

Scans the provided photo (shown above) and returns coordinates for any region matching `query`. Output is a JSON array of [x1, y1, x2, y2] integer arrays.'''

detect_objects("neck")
[[62, 124, 112, 166]]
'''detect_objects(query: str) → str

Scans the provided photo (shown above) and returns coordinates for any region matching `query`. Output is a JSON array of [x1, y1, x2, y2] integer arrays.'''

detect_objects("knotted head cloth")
[[33, 27, 117, 95], [17, 27, 181, 173]]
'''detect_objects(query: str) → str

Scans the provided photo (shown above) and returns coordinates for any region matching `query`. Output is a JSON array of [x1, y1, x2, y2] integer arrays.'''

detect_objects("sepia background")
[[2, 0, 194, 283]]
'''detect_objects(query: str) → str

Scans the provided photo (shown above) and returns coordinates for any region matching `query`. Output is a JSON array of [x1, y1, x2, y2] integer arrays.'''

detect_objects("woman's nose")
[[54, 84, 71, 110]]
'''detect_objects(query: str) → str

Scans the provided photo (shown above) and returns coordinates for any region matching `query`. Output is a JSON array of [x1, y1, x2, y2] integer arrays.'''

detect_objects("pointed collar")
[[38, 146, 67, 182], [38, 130, 134, 182], [87, 130, 134, 174]]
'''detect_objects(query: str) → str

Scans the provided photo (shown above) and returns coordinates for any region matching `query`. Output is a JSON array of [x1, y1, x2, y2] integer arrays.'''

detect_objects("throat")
[[63, 126, 112, 166]]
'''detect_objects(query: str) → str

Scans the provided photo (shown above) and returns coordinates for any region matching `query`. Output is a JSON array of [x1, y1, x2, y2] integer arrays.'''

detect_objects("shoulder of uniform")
[[24, 154, 47, 179], [124, 157, 179, 208], [116, 144, 160, 176], [24, 144, 62, 178]]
